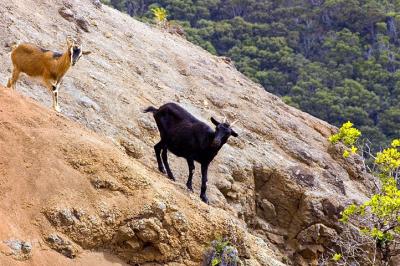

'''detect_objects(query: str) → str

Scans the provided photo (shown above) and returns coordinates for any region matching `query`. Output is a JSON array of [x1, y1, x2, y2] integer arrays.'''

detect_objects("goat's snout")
[[71, 56, 80, 66]]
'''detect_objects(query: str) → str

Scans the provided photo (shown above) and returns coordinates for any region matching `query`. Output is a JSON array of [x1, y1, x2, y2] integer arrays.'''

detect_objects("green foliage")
[[203, 238, 240, 266], [329, 121, 361, 157], [375, 139, 400, 176], [327, 124, 400, 263], [339, 176, 400, 255], [212, 258, 220, 266], [151, 6, 168, 25], [106, 0, 400, 149], [100, 0, 111, 5], [331, 253, 342, 262], [338, 136, 400, 263], [213, 239, 230, 254]]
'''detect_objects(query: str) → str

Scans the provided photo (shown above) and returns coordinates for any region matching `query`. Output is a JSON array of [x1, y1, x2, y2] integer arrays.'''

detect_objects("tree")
[[327, 123, 400, 265], [379, 107, 400, 139]]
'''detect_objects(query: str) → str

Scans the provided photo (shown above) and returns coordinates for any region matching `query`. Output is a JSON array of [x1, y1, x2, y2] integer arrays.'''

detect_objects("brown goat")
[[7, 37, 90, 112]]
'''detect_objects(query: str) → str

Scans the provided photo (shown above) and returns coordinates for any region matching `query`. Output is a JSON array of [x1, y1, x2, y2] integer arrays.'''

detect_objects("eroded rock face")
[[112, 202, 190, 263], [43, 198, 272, 265], [251, 154, 369, 261], [45, 234, 81, 259]]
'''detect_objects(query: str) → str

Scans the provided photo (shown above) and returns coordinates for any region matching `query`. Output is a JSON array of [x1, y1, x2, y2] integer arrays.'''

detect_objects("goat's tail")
[[143, 106, 158, 113]]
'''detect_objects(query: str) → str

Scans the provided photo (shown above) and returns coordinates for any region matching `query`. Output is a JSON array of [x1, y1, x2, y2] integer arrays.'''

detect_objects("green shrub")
[[326, 128, 400, 264], [151, 7, 168, 27], [203, 238, 241, 266], [329, 121, 361, 158]]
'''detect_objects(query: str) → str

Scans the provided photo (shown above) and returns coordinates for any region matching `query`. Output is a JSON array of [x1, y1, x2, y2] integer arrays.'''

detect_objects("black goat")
[[143, 103, 238, 203]]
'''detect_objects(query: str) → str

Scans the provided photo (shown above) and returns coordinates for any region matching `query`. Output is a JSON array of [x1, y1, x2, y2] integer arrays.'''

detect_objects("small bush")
[[329, 121, 361, 158], [322, 134, 400, 265], [331, 253, 342, 262], [203, 238, 241, 266], [151, 7, 168, 28]]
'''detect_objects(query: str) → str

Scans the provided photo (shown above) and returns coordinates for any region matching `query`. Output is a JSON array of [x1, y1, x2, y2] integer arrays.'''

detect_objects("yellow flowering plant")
[[328, 124, 400, 264], [329, 121, 361, 158], [375, 139, 400, 177], [151, 7, 168, 28], [337, 138, 400, 264], [332, 253, 342, 262]]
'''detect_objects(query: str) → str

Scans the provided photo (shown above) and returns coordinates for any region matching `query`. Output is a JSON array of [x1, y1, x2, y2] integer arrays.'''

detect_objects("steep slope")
[[0, 88, 283, 265], [0, 0, 375, 264]]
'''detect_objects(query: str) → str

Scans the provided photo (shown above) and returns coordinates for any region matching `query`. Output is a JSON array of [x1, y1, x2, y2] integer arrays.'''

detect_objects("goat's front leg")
[[161, 148, 175, 181], [52, 83, 61, 112], [186, 159, 195, 191], [45, 80, 61, 112], [200, 163, 209, 204]]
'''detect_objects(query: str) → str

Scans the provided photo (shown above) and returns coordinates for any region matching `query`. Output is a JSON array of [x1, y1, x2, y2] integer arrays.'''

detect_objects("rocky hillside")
[[0, 89, 285, 265], [0, 0, 375, 265]]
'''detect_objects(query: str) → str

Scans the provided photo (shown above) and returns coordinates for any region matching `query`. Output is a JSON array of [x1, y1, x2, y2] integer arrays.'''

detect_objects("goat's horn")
[[231, 120, 238, 126]]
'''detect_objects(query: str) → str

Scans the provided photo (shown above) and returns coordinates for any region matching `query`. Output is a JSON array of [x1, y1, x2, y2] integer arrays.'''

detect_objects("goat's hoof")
[[186, 185, 193, 192], [158, 167, 166, 174], [168, 176, 176, 181], [54, 106, 61, 113], [200, 195, 209, 204]]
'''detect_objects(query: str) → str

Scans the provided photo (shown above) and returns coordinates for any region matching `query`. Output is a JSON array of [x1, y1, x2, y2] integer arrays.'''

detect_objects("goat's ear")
[[211, 117, 220, 126], [82, 50, 92, 55], [231, 130, 238, 137]]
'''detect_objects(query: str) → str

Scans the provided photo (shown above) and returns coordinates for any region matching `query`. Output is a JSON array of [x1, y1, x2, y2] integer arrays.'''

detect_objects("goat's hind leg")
[[154, 141, 166, 174], [7, 68, 20, 90], [186, 159, 195, 191], [161, 148, 175, 181]]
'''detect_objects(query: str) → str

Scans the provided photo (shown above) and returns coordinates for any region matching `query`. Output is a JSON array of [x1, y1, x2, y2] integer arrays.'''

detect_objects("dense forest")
[[102, 0, 400, 148]]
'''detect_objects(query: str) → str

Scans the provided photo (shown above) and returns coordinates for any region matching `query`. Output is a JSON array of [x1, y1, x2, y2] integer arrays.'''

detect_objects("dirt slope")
[[0, 0, 374, 264]]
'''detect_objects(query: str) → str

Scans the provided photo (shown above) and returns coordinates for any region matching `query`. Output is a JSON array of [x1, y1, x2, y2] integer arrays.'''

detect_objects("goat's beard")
[[211, 139, 221, 148]]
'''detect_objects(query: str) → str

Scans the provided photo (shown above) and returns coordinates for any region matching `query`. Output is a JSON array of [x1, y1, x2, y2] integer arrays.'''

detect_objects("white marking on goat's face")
[[71, 45, 83, 66], [70, 47, 74, 66]]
